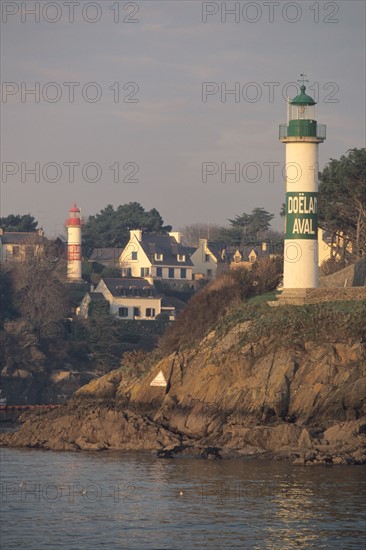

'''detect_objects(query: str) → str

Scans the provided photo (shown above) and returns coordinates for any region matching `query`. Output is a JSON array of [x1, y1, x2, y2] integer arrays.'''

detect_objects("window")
[[180, 268, 187, 279], [131, 251, 138, 260], [204, 254, 210, 262], [207, 269, 213, 277], [118, 307, 128, 318], [122, 268, 132, 277], [155, 253, 163, 261], [156, 267, 162, 277], [146, 308, 155, 318], [133, 307, 140, 318], [177, 254, 185, 262], [249, 255, 256, 264], [25, 245, 33, 258], [168, 268, 174, 279], [140, 267, 149, 277], [12, 246, 20, 257]]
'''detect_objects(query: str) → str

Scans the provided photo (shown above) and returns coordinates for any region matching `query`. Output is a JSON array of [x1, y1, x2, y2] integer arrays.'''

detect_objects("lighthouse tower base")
[[277, 288, 309, 305]]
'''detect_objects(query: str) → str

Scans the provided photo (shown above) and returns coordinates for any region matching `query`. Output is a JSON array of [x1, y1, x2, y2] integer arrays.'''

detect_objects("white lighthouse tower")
[[279, 77, 326, 294], [66, 202, 82, 281]]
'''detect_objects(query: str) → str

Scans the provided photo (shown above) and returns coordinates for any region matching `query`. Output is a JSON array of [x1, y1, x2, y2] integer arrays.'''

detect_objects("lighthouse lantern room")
[[66, 202, 82, 281], [279, 76, 326, 290]]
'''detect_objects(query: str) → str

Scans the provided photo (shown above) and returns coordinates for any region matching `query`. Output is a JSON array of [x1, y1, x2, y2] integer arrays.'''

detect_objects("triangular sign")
[[150, 370, 167, 387]]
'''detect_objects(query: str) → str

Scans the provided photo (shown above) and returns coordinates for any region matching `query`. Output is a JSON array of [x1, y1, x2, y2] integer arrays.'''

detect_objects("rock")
[[333, 456, 346, 465], [298, 428, 314, 449], [292, 456, 305, 465], [201, 447, 222, 460], [156, 449, 175, 459], [1, 321, 366, 464]]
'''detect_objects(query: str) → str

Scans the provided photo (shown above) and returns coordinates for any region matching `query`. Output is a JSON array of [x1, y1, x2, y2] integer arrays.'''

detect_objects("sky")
[[1, 0, 365, 237]]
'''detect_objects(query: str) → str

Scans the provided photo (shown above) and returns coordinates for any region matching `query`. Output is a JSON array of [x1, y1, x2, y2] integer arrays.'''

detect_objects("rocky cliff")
[[2, 300, 366, 465]]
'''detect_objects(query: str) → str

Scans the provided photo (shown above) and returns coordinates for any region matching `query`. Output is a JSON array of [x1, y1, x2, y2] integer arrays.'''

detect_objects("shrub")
[[320, 258, 346, 277], [158, 268, 254, 354], [251, 256, 283, 294]]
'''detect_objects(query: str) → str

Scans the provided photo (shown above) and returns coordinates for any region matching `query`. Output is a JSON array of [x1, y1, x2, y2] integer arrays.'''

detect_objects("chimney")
[[169, 231, 182, 243], [262, 241, 267, 252], [130, 229, 142, 241]]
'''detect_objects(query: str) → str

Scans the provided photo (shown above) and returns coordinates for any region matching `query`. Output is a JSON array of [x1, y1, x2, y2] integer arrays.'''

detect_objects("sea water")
[[1, 448, 365, 549]]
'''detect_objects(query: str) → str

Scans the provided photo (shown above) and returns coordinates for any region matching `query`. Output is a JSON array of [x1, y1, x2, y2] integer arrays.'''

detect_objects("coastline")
[[2, 301, 365, 465]]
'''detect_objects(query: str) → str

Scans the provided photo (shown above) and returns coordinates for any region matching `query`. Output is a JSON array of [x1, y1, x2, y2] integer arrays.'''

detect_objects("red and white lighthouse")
[[66, 203, 82, 281]]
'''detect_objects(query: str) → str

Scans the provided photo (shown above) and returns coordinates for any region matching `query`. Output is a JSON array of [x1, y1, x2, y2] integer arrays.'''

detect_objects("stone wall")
[[305, 287, 366, 304], [277, 287, 366, 305]]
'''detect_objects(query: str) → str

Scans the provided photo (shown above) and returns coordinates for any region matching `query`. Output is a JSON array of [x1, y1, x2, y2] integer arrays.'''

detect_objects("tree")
[[319, 148, 366, 261], [82, 202, 172, 250], [218, 208, 274, 246], [179, 223, 221, 246], [280, 203, 286, 219], [0, 265, 17, 324], [9, 242, 68, 344], [0, 214, 38, 232]]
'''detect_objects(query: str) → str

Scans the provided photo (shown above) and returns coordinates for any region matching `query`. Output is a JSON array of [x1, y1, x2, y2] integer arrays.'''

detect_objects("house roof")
[[88, 292, 107, 301], [0, 232, 46, 245], [226, 245, 272, 262], [139, 235, 193, 267], [102, 277, 158, 297], [88, 248, 121, 262], [161, 296, 187, 312], [206, 241, 227, 263], [184, 246, 197, 256]]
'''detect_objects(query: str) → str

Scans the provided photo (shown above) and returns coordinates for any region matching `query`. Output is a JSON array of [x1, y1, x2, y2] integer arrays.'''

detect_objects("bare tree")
[[179, 223, 221, 246], [9, 237, 69, 343]]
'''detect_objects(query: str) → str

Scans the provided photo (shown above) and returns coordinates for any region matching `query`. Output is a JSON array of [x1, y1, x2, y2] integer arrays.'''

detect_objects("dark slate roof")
[[161, 296, 187, 312], [161, 298, 175, 310], [88, 248, 122, 262], [184, 246, 197, 256], [102, 277, 157, 298], [140, 235, 193, 267], [89, 292, 107, 301], [0, 232, 46, 245], [206, 241, 227, 263]]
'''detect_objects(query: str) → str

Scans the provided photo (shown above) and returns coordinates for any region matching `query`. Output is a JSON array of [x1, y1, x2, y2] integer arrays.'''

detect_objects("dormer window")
[[155, 253, 163, 261], [177, 254, 185, 262]]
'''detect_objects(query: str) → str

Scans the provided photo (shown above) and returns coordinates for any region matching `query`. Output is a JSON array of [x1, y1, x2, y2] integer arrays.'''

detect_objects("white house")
[[78, 277, 178, 320], [190, 239, 228, 280], [318, 228, 353, 266], [0, 228, 46, 263], [119, 230, 194, 286]]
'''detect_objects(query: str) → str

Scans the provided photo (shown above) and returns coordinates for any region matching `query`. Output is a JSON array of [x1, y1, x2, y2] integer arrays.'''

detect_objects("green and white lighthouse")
[[279, 77, 326, 289]]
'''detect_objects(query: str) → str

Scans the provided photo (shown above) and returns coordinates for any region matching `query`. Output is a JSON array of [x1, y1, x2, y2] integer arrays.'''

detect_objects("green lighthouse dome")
[[290, 85, 316, 106], [279, 78, 326, 141]]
